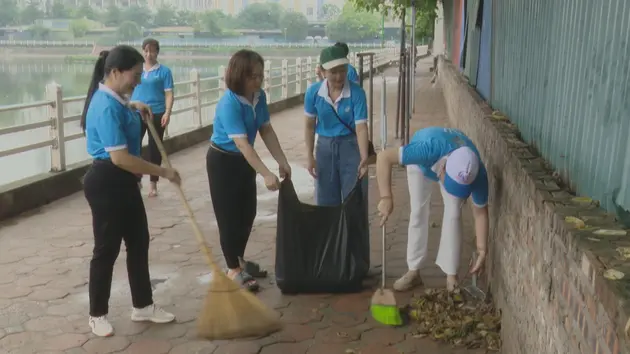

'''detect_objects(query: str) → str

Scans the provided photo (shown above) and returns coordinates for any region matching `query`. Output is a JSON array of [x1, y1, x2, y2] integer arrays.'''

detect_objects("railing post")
[[264, 60, 271, 100], [306, 57, 313, 86], [281, 59, 288, 99], [295, 57, 302, 94], [190, 69, 201, 129], [314, 57, 321, 82], [218, 65, 226, 96], [46, 83, 66, 172]]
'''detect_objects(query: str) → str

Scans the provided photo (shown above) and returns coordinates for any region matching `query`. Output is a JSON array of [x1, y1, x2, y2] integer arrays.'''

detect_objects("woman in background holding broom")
[[207, 49, 291, 292], [81, 45, 181, 337]]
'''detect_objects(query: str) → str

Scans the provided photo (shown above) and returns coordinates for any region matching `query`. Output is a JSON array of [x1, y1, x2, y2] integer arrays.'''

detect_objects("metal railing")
[[0, 48, 399, 176], [0, 40, 397, 49]]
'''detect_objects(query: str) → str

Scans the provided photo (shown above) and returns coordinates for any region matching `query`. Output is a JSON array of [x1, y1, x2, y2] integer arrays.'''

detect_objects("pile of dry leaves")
[[404, 288, 502, 351]]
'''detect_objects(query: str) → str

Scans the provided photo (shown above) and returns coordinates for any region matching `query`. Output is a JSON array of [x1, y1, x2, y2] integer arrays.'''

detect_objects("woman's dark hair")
[[80, 45, 144, 131], [142, 38, 160, 53], [334, 42, 350, 57], [224, 49, 264, 96]]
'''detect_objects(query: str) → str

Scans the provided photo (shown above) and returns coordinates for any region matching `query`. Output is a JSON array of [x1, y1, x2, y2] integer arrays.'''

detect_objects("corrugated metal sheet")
[[476, 0, 492, 100], [464, 0, 482, 85], [491, 0, 630, 212]]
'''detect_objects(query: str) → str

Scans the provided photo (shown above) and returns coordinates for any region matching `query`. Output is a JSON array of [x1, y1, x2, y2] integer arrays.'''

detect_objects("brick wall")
[[437, 57, 630, 354]]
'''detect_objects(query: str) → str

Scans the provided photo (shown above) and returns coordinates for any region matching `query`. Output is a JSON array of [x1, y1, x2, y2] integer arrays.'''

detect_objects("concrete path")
[[0, 57, 485, 354]]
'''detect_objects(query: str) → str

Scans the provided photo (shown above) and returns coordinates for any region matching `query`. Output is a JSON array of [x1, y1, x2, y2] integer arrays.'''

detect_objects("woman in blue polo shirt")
[[207, 49, 291, 292], [375, 127, 489, 292], [305, 45, 370, 206], [80, 46, 181, 337], [131, 38, 175, 197]]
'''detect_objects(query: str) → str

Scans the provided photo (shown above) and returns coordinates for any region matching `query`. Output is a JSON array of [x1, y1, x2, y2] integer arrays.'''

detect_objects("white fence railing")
[[0, 48, 401, 176], [0, 40, 396, 49]]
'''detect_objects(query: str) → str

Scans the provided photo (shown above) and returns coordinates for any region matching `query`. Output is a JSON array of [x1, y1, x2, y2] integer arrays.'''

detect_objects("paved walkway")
[[0, 57, 484, 354]]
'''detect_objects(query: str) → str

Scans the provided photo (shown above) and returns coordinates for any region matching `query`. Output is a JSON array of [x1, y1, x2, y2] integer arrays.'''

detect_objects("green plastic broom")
[[370, 224, 403, 326]]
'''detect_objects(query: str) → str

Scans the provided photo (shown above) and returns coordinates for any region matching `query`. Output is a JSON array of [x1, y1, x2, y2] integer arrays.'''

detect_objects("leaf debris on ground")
[[405, 288, 502, 351]]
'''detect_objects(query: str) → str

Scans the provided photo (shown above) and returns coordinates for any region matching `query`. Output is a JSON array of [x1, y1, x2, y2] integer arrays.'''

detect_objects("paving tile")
[[82, 337, 131, 354], [126, 338, 172, 354], [0, 58, 489, 354]]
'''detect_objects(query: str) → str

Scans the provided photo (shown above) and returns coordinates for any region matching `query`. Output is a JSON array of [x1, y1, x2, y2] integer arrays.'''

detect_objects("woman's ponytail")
[[80, 51, 109, 131]]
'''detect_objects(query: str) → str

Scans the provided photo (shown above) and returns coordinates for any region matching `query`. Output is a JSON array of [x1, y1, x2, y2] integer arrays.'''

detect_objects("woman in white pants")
[[375, 127, 489, 291]]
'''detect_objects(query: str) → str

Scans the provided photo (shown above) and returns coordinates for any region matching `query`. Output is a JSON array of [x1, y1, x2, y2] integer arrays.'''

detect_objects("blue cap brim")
[[443, 173, 472, 199]]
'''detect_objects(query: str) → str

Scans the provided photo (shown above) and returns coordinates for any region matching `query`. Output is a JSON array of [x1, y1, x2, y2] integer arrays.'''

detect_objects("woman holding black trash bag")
[[81, 45, 180, 337], [207, 49, 291, 292], [305, 45, 370, 206]]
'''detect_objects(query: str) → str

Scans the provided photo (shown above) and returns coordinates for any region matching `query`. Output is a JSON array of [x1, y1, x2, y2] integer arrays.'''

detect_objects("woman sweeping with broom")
[[375, 127, 489, 292], [207, 49, 291, 292], [81, 45, 181, 337]]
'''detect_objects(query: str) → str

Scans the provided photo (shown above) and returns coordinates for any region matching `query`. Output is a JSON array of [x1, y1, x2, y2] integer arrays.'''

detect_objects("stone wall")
[[438, 56, 630, 354]]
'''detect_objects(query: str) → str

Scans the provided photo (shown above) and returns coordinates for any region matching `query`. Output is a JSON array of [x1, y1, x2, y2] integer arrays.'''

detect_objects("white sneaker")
[[393, 270, 423, 291], [131, 304, 175, 324], [89, 316, 114, 337]]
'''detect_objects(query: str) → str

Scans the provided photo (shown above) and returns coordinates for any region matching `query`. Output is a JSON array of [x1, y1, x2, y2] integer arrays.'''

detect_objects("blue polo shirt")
[[130, 64, 174, 114], [347, 64, 359, 83], [399, 127, 489, 207], [86, 84, 142, 160], [210, 89, 271, 153], [304, 80, 367, 137]]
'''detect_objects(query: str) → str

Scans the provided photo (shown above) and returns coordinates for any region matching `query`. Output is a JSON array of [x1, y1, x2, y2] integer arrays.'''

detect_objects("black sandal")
[[240, 260, 268, 279], [231, 271, 260, 292]]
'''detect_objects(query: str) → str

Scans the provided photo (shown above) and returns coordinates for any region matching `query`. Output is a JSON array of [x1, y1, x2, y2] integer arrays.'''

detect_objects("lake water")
[[0, 56, 305, 187]]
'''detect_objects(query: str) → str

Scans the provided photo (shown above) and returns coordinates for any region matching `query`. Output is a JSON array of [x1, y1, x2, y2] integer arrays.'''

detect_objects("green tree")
[[348, 0, 438, 40], [121, 5, 151, 28], [103, 4, 121, 26], [49, 0, 69, 18], [69, 18, 90, 38], [197, 10, 223, 36], [117, 20, 142, 40], [0, 0, 19, 27], [20, 0, 44, 25], [175, 10, 196, 26], [279, 11, 308, 41], [29, 24, 50, 39], [326, 4, 380, 42], [154, 4, 177, 27], [236, 2, 283, 30], [318, 3, 340, 21], [71, 0, 96, 20]]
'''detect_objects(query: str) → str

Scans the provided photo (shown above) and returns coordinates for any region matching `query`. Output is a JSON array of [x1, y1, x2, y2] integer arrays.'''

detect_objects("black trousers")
[[206, 145, 257, 270], [139, 112, 166, 183], [84, 160, 153, 317]]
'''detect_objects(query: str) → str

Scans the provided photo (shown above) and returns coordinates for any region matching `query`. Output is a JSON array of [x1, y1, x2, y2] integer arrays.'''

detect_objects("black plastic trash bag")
[[275, 178, 370, 294]]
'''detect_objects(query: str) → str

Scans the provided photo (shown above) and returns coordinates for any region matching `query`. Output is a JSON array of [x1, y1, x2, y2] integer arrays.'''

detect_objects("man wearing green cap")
[[304, 45, 370, 206]]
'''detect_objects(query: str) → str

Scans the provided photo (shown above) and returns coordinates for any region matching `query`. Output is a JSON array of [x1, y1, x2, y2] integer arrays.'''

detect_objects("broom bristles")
[[197, 270, 283, 340]]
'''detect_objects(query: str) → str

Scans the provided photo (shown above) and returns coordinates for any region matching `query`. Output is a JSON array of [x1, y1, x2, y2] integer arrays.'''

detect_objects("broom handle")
[[144, 117, 222, 274], [381, 224, 386, 290]]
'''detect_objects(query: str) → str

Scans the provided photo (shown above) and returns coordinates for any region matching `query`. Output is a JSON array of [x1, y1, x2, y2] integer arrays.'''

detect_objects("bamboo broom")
[[144, 116, 283, 340]]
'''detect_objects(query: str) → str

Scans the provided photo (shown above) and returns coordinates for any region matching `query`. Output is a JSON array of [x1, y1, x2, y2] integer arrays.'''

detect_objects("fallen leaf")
[[571, 197, 593, 204], [587, 237, 601, 242], [617, 247, 630, 260], [405, 288, 502, 351], [604, 269, 625, 280], [594, 229, 627, 236], [565, 216, 586, 229]]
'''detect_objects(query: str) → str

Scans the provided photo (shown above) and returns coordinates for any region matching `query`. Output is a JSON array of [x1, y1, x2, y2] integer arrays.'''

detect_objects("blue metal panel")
[[476, 0, 492, 100], [491, 0, 630, 212], [459, 0, 467, 71]]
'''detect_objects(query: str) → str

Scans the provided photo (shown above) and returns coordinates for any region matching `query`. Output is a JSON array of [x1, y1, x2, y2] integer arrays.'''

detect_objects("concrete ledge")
[[438, 56, 630, 354]]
